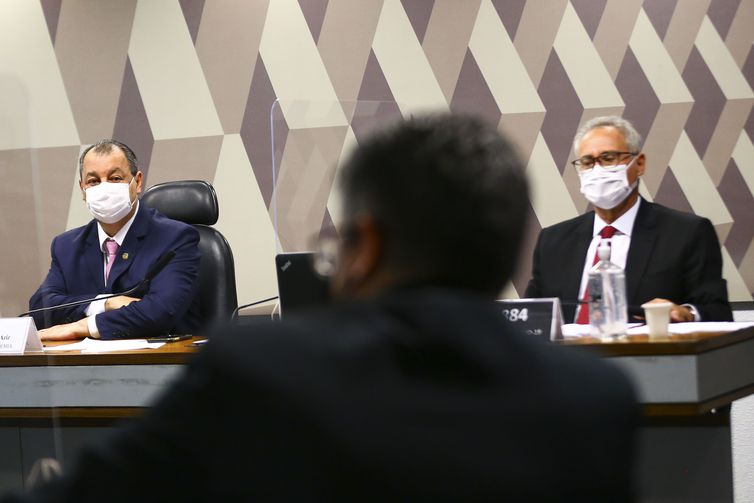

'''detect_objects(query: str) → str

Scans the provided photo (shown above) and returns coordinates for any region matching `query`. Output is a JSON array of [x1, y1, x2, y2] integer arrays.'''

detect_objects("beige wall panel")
[[641, 102, 693, 195], [732, 131, 754, 196], [273, 127, 349, 251], [128, 0, 222, 139], [514, 0, 568, 87], [739, 241, 754, 298], [669, 132, 732, 226], [196, 1, 270, 134], [0, 147, 79, 315], [725, 246, 754, 301], [715, 222, 733, 248], [33, 147, 82, 268], [65, 146, 95, 233], [554, 3, 623, 110], [213, 134, 278, 304], [638, 182, 655, 203], [663, 0, 711, 71], [146, 136, 224, 187], [372, 0, 447, 114], [696, 17, 754, 100], [325, 127, 360, 228], [318, 0, 384, 103], [498, 281, 519, 300], [469, 0, 544, 114], [0, 1, 79, 149], [527, 133, 579, 229], [629, 10, 693, 105], [54, 1, 136, 143], [259, 0, 340, 111], [423, 0, 481, 102], [498, 112, 545, 163], [725, 0, 754, 67], [593, 0, 643, 79], [703, 98, 754, 185]]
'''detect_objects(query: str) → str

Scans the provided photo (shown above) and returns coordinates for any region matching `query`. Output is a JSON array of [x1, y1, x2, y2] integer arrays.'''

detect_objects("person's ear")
[[331, 215, 383, 296], [134, 171, 143, 195], [346, 216, 382, 285], [635, 153, 646, 177]]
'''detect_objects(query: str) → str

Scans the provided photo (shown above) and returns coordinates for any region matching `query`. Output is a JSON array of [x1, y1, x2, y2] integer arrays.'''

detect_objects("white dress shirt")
[[573, 198, 640, 322], [85, 202, 140, 337]]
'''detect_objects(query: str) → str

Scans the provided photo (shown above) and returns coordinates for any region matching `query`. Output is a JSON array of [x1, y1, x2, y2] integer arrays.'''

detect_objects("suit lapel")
[[625, 200, 658, 305], [564, 213, 595, 302], [83, 222, 106, 290], [107, 207, 150, 289]]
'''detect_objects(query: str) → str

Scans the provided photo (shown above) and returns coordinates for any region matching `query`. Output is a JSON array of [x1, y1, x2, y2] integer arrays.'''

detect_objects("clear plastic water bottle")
[[588, 241, 628, 338]]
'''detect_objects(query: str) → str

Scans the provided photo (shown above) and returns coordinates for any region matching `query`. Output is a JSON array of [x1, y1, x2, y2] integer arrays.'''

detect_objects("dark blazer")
[[28, 206, 201, 339], [5, 290, 638, 502], [525, 199, 732, 322]]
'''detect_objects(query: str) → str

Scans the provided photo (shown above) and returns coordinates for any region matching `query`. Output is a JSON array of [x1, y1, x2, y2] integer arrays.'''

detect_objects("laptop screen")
[[275, 252, 330, 316]]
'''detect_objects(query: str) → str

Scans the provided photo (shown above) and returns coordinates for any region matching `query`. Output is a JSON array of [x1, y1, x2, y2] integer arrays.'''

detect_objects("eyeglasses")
[[571, 151, 637, 171]]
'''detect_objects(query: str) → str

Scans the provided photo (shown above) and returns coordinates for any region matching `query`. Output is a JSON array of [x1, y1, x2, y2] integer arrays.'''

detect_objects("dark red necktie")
[[576, 225, 617, 324]]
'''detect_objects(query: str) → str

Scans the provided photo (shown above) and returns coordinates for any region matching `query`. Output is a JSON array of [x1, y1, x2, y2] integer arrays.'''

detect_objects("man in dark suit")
[[28, 140, 201, 340], [4, 115, 638, 502], [526, 116, 732, 323]]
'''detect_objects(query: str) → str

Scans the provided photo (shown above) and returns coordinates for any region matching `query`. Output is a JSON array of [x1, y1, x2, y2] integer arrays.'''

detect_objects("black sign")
[[497, 298, 564, 341]]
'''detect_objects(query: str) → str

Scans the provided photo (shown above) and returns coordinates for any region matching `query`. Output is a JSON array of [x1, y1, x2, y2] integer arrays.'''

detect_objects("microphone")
[[18, 250, 176, 318]]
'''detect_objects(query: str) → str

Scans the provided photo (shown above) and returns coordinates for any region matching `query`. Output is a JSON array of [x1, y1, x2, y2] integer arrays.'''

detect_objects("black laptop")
[[274, 252, 330, 316]]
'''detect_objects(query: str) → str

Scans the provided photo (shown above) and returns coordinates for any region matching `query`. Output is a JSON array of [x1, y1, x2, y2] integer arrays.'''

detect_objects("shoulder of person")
[[643, 200, 708, 226], [54, 220, 98, 247], [540, 211, 592, 235]]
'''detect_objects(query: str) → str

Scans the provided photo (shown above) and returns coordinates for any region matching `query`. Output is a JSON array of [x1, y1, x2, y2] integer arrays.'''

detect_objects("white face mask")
[[578, 157, 638, 210], [85, 178, 136, 224]]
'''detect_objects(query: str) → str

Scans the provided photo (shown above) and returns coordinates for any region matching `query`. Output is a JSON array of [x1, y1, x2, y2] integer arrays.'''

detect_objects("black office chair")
[[141, 180, 238, 325]]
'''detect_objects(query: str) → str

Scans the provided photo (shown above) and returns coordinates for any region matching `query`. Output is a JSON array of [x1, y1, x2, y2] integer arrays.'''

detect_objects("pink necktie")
[[104, 239, 119, 283], [576, 225, 617, 324]]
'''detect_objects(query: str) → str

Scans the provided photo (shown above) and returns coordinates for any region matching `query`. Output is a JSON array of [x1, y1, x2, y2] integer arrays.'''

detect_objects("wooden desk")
[[0, 338, 202, 419], [562, 326, 754, 502], [561, 327, 754, 417], [1, 329, 752, 501]]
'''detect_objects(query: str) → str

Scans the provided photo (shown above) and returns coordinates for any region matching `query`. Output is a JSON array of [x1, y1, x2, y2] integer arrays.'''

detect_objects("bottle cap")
[[597, 242, 611, 262]]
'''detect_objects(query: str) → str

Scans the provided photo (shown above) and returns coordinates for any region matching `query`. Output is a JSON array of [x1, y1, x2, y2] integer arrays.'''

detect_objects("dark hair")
[[339, 114, 529, 295], [78, 139, 138, 178]]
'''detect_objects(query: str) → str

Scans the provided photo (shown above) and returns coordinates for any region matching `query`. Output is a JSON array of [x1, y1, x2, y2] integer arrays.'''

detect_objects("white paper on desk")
[[44, 338, 165, 353], [562, 323, 643, 338], [665, 321, 754, 334]]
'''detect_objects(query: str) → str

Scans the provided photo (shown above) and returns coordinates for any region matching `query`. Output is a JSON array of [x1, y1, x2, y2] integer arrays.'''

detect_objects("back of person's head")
[[337, 113, 529, 296]]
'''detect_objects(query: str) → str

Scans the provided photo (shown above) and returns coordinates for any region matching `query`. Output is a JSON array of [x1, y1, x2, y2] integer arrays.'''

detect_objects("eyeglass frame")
[[570, 151, 638, 171]]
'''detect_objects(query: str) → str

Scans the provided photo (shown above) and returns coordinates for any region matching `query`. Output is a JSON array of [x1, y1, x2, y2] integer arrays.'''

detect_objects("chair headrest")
[[141, 180, 219, 225]]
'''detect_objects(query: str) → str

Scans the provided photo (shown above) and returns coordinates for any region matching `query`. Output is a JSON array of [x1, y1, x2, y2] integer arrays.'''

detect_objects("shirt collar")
[[97, 201, 140, 251], [592, 197, 641, 237]]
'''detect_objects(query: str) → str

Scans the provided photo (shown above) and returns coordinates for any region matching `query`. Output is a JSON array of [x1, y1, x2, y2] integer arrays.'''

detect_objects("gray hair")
[[78, 139, 139, 179], [572, 116, 642, 155]]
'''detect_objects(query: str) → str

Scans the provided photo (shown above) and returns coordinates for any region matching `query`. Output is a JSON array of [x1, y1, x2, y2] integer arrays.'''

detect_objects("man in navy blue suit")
[[29, 140, 201, 340]]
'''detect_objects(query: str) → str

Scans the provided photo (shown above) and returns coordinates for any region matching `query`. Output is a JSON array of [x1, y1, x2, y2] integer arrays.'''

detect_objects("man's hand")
[[105, 295, 140, 311], [645, 298, 694, 323], [38, 318, 90, 341]]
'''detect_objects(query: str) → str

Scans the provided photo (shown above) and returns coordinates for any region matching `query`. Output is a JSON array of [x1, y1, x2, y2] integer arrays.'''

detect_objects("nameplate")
[[0, 318, 43, 355], [497, 298, 564, 341]]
